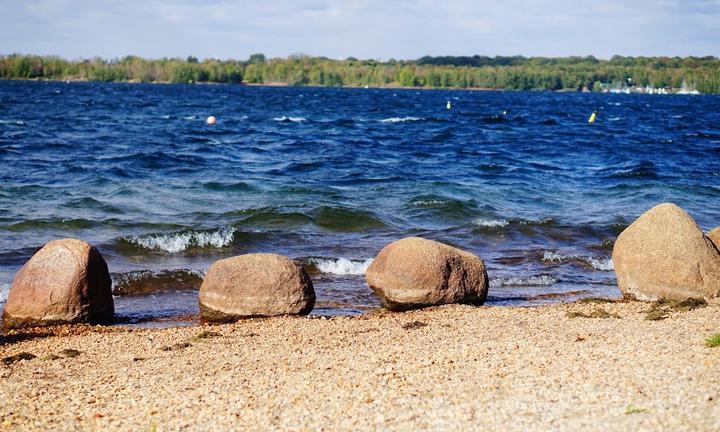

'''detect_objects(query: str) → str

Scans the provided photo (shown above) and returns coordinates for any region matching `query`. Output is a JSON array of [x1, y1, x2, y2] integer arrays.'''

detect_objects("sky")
[[1, 0, 718, 60]]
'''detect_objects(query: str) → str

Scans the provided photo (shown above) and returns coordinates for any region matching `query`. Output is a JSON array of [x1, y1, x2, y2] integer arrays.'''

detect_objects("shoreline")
[[2, 299, 718, 430], [1, 77, 535, 92]]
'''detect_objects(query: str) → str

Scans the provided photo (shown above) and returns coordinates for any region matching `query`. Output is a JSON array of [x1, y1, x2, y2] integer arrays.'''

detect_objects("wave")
[[379, 116, 424, 123], [606, 161, 659, 179], [314, 206, 389, 232], [2, 217, 97, 232], [473, 218, 509, 228], [274, 116, 306, 123], [202, 181, 255, 192], [471, 216, 558, 233], [542, 250, 614, 271], [489, 274, 558, 288], [112, 269, 204, 296], [61, 197, 124, 213], [407, 195, 479, 220], [232, 207, 313, 228], [303, 257, 374, 276], [118, 227, 236, 253], [0, 119, 25, 126], [0, 283, 8, 303]]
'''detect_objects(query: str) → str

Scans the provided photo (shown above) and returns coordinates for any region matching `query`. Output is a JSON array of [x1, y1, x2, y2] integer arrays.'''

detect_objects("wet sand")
[[1, 300, 719, 431]]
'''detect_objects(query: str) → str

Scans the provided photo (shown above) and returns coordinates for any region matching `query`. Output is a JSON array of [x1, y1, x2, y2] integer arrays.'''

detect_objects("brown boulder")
[[708, 227, 720, 250], [2, 239, 114, 329], [199, 253, 315, 321], [612, 203, 720, 301], [366, 237, 488, 311]]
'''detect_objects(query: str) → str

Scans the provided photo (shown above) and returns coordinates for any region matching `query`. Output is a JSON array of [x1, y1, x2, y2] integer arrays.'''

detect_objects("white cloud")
[[0, 0, 717, 59]]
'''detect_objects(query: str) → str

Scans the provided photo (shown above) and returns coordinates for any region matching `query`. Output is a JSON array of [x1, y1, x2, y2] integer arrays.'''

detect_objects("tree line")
[[1, 53, 718, 93]]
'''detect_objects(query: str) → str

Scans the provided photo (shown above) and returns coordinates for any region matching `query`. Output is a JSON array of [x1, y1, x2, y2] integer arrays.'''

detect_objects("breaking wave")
[[118, 227, 236, 253], [542, 250, 614, 271], [302, 257, 374, 276], [380, 116, 424, 123], [473, 218, 510, 228], [274, 116, 306, 123]]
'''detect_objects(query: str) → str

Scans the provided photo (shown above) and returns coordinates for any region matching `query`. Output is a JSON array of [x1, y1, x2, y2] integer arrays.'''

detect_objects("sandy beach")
[[1, 299, 718, 431]]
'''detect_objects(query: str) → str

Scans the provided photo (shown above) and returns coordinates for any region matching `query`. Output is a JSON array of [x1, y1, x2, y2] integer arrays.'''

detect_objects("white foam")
[[125, 228, 236, 253], [542, 250, 565, 262], [0, 119, 25, 126], [411, 199, 446, 206], [0, 283, 9, 303], [490, 275, 557, 288], [473, 218, 509, 228], [542, 251, 614, 271], [379, 116, 423, 123], [311, 258, 373, 276], [587, 257, 614, 271], [274, 116, 306, 123]]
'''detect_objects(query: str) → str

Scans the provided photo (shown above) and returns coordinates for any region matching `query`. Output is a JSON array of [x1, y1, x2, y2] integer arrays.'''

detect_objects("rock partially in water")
[[2, 238, 114, 329], [612, 203, 720, 301], [199, 253, 315, 321], [708, 227, 720, 250], [366, 237, 488, 311]]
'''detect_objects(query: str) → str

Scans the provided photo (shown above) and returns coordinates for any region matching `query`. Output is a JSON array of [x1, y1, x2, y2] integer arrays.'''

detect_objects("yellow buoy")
[[206, 115, 217, 125], [588, 111, 597, 124], [446, 100, 452, 110]]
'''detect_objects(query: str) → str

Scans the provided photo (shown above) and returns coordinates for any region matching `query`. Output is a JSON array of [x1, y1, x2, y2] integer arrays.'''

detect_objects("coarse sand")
[[1, 299, 719, 431]]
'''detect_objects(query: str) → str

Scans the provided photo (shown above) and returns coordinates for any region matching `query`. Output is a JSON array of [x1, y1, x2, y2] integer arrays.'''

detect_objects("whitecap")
[[473, 218, 509, 228], [310, 257, 373, 276], [0, 119, 25, 126], [379, 116, 423, 123], [413, 199, 445, 205], [542, 250, 565, 262], [274, 116, 306, 123], [122, 228, 236, 253], [490, 275, 558, 288], [587, 257, 614, 271]]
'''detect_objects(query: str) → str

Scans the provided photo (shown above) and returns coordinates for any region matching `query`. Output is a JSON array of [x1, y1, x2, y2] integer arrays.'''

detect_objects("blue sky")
[[1, 0, 718, 60]]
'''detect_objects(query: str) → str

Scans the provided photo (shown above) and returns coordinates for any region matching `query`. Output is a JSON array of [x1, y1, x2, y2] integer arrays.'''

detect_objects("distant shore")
[[8, 76, 503, 92], [2, 300, 718, 430]]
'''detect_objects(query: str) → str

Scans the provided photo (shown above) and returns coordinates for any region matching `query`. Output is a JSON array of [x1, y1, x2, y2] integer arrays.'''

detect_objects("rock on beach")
[[199, 253, 315, 321], [366, 237, 489, 311], [2, 238, 114, 329], [612, 203, 720, 301]]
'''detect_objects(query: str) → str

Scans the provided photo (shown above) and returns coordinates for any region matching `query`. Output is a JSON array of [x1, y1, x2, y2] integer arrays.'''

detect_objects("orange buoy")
[[206, 115, 217, 125]]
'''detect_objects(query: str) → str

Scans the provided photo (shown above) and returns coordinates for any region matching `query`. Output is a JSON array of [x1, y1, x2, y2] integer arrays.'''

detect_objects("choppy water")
[[1, 81, 719, 323]]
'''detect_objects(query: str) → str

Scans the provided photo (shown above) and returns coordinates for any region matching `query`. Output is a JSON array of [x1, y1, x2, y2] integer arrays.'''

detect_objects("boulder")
[[612, 203, 720, 301], [199, 253, 315, 321], [366, 237, 488, 311], [2, 239, 114, 329], [708, 227, 720, 250]]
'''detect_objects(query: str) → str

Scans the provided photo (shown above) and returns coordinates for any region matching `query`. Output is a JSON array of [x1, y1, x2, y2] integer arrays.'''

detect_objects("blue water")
[[1, 80, 719, 323]]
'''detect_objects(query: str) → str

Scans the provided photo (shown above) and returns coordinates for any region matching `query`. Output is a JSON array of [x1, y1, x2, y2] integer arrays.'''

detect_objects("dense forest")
[[1, 53, 719, 93]]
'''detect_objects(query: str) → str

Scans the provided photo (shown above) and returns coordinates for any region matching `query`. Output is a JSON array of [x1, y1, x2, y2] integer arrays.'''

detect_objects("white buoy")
[[446, 100, 452, 110], [206, 115, 217, 125]]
